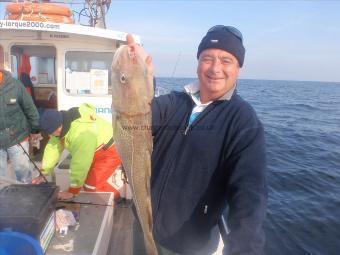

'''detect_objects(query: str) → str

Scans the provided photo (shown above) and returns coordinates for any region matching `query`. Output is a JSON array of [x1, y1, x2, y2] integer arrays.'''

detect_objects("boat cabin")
[[0, 20, 140, 121]]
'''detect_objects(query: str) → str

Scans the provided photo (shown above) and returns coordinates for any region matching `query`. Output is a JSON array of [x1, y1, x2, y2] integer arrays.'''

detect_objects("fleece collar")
[[184, 80, 236, 105]]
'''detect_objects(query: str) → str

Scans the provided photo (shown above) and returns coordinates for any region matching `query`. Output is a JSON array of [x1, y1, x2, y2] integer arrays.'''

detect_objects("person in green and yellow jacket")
[[32, 103, 121, 200]]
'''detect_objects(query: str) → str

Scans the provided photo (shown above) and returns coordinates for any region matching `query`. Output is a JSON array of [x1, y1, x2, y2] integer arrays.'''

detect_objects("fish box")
[[0, 184, 59, 252]]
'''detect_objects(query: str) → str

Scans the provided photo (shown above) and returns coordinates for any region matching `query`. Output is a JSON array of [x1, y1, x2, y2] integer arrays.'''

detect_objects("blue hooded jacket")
[[151, 90, 267, 254]]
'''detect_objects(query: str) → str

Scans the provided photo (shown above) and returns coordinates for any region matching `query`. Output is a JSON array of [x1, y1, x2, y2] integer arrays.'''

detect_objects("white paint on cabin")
[[0, 20, 140, 121]]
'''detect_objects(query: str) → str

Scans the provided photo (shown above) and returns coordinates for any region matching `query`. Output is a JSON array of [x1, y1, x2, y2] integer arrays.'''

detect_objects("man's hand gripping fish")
[[111, 34, 158, 255]]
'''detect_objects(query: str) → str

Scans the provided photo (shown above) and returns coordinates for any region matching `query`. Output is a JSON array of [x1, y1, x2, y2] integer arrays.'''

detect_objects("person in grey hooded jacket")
[[0, 69, 40, 183]]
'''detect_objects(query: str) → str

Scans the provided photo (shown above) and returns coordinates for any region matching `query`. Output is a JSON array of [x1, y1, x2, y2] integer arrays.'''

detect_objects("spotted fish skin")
[[111, 45, 158, 255]]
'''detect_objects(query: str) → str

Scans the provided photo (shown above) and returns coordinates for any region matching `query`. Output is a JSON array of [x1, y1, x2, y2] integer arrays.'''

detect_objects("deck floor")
[[108, 200, 147, 255], [107, 200, 224, 255]]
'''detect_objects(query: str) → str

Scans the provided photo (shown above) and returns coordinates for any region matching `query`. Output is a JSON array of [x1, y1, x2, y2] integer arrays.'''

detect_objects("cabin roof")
[[0, 19, 140, 43]]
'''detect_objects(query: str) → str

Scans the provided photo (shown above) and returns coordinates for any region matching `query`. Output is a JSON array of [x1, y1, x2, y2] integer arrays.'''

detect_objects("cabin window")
[[65, 51, 113, 95], [30, 56, 56, 84], [10, 45, 56, 85]]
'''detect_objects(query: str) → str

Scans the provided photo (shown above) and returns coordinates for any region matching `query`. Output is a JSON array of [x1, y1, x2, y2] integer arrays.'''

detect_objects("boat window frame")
[[0, 44, 4, 70], [10, 54, 19, 79], [63, 49, 115, 97]]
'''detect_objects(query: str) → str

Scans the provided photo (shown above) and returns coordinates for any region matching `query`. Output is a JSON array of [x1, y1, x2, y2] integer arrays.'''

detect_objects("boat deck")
[[2, 161, 223, 255], [108, 200, 146, 255]]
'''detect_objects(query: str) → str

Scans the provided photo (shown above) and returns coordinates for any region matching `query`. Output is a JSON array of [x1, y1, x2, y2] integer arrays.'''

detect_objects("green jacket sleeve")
[[17, 80, 39, 133], [68, 130, 97, 188], [42, 137, 64, 174]]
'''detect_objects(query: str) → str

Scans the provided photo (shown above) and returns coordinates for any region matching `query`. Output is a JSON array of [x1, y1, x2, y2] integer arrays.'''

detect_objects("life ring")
[[8, 13, 74, 24], [6, 3, 72, 17]]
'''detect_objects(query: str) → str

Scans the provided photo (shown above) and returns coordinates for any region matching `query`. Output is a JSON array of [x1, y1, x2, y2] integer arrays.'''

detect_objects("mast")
[[78, 0, 110, 28], [94, 0, 106, 28]]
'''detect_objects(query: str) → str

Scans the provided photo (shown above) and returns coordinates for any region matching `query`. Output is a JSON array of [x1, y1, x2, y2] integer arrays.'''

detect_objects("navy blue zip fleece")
[[151, 90, 267, 254]]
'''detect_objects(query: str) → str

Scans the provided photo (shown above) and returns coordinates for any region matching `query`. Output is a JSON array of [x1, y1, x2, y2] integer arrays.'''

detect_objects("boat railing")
[[154, 85, 170, 97]]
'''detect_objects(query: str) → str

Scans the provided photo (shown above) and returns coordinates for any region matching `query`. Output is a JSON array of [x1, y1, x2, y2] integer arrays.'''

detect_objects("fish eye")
[[120, 74, 127, 84]]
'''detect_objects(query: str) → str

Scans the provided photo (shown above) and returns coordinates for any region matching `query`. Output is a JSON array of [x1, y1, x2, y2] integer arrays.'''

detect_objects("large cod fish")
[[111, 40, 158, 255]]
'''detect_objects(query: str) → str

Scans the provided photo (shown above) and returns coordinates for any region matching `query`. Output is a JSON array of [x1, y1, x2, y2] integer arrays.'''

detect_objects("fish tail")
[[145, 235, 159, 255]]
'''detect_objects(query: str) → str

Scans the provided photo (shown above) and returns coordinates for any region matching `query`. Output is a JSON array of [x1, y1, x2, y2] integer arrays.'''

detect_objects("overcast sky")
[[1, 1, 340, 82]]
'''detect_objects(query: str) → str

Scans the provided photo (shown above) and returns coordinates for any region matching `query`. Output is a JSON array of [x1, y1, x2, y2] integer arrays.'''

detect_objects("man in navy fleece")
[[128, 25, 267, 255]]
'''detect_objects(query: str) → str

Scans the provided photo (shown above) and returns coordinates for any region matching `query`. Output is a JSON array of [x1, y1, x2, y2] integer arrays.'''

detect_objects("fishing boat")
[[0, 1, 142, 254]]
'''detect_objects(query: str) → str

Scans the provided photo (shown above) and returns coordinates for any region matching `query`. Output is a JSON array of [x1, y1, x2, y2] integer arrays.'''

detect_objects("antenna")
[[72, 0, 111, 28], [171, 51, 181, 78]]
